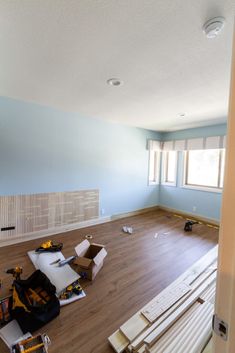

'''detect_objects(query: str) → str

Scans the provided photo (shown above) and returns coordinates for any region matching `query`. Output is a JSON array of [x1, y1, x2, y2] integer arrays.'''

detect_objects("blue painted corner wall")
[[160, 124, 227, 221], [0, 97, 161, 217], [0, 96, 227, 221]]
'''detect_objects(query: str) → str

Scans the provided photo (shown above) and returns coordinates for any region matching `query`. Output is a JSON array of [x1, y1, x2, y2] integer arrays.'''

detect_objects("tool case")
[[12, 333, 50, 353]]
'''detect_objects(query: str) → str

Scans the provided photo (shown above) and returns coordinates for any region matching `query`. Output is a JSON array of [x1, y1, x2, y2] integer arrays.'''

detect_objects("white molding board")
[[141, 281, 192, 323], [145, 302, 201, 352], [147, 302, 214, 353], [144, 272, 216, 347], [108, 330, 129, 353], [108, 246, 218, 353], [131, 255, 217, 351]]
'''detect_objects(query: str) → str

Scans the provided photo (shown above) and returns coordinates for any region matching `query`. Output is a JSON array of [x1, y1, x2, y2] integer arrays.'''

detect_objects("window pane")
[[166, 151, 176, 182], [220, 149, 225, 188], [149, 151, 156, 182], [149, 151, 159, 183], [186, 149, 220, 187]]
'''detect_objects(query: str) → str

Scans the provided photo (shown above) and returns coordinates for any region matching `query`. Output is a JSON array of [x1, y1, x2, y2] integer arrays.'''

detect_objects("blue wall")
[[0, 96, 227, 221], [0, 97, 161, 217], [160, 124, 227, 221], [161, 124, 227, 141]]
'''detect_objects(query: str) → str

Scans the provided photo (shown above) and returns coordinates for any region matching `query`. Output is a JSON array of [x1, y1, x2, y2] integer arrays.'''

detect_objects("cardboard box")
[[73, 240, 107, 280]]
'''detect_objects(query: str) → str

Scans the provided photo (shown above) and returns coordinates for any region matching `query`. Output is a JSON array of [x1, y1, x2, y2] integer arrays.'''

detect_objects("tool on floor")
[[35, 240, 63, 253], [49, 259, 61, 266], [58, 256, 76, 267], [59, 280, 83, 300], [12, 333, 51, 353], [184, 220, 199, 232], [6, 267, 23, 281]]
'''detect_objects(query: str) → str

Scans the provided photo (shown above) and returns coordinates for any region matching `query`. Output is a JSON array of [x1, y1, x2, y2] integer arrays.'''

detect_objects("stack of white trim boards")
[[108, 246, 217, 353]]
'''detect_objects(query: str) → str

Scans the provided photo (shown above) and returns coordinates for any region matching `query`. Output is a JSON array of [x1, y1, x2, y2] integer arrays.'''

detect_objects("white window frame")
[[161, 151, 177, 186], [148, 150, 160, 185], [182, 149, 225, 193]]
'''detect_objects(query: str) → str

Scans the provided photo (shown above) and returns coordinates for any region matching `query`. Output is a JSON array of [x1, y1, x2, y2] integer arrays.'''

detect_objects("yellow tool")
[[173, 213, 219, 229], [35, 240, 63, 253], [59, 280, 83, 300], [12, 333, 50, 353], [27, 288, 46, 306], [6, 267, 23, 281]]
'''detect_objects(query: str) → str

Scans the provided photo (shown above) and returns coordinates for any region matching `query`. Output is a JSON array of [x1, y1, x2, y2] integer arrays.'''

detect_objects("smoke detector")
[[107, 78, 123, 86], [203, 17, 225, 39]]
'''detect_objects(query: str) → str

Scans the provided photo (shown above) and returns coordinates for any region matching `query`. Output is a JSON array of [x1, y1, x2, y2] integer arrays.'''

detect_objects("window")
[[162, 151, 177, 185], [184, 149, 225, 190], [148, 150, 160, 185], [219, 149, 225, 188]]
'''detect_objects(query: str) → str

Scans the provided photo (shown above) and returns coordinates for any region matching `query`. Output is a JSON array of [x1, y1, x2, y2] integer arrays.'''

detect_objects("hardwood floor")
[[0, 209, 218, 353]]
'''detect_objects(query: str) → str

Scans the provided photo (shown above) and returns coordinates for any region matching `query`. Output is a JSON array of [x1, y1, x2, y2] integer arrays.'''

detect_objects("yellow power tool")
[[6, 267, 23, 281], [35, 240, 63, 253]]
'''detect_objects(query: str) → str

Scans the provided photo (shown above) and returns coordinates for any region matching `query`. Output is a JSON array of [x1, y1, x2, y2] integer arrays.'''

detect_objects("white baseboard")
[[0, 205, 159, 247], [111, 205, 159, 221], [159, 205, 220, 226], [0, 216, 111, 247], [0, 204, 218, 247]]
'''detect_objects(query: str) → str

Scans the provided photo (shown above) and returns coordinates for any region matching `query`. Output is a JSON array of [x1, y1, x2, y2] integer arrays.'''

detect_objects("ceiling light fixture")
[[203, 17, 225, 39], [179, 113, 186, 118], [107, 78, 123, 86]]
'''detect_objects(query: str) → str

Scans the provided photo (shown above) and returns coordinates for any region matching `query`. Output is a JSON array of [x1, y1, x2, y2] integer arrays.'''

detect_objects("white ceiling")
[[0, 1, 234, 131]]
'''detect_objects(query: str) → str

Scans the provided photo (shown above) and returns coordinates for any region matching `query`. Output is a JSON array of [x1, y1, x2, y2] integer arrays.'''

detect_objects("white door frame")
[[213, 28, 235, 353]]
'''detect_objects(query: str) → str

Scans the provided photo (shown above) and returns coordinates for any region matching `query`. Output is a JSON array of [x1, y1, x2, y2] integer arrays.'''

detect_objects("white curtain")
[[161, 135, 226, 151], [147, 139, 162, 151]]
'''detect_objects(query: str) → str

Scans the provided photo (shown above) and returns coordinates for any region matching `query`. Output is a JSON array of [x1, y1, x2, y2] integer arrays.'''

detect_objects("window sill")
[[161, 182, 177, 187], [148, 181, 159, 186], [181, 184, 223, 193]]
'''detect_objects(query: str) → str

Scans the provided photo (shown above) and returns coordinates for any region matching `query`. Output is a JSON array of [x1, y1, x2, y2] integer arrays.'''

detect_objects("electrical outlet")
[[101, 208, 105, 215], [193, 206, 197, 212], [1, 226, 15, 231]]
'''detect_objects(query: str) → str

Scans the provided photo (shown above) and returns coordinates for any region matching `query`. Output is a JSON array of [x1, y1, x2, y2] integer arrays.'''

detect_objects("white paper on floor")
[[28, 250, 86, 306]]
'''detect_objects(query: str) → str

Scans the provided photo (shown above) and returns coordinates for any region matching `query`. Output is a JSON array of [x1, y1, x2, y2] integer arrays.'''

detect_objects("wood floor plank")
[[0, 209, 218, 353]]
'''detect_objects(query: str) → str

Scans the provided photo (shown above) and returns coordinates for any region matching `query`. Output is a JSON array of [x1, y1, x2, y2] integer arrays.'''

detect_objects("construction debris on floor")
[[12, 333, 51, 353], [0, 238, 108, 352], [0, 319, 50, 353], [73, 239, 107, 281], [184, 220, 199, 232], [108, 246, 218, 353], [122, 226, 133, 234], [35, 240, 63, 253], [173, 213, 219, 231]]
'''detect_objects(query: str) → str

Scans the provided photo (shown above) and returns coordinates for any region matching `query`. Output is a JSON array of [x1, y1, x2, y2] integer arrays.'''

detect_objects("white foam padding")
[[0, 320, 30, 348], [28, 250, 80, 294]]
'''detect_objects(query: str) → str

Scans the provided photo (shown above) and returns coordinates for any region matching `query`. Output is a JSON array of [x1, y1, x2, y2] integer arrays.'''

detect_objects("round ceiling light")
[[107, 78, 123, 86], [203, 17, 225, 39]]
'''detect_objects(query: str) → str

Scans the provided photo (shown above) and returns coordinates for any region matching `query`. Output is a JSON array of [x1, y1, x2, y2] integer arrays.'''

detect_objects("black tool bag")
[[9, 270, 60, 333]]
